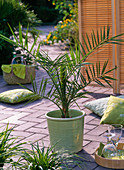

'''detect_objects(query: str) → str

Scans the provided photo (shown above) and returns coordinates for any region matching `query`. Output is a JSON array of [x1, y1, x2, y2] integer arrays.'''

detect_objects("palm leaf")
[[86, 33, 92, 50], [82, 34, 89, 52]]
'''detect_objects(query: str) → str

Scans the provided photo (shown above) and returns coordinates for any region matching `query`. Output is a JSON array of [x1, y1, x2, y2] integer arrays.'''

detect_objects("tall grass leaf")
[[19, 22, 23, 47], [30, 33, 39, 53], [8, 23, 19, 44], [24, 24, 29, 49], [36, 42, 41, 57]]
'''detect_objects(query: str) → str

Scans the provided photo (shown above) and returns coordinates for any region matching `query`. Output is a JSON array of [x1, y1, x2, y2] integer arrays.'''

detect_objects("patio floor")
[[0, 26, 124, 170]]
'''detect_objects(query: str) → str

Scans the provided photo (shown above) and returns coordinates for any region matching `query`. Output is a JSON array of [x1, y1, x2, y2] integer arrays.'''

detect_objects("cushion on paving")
[[100, 95, 124, 125], [0, 89, 39, 104], [84, 95, 124, 117]]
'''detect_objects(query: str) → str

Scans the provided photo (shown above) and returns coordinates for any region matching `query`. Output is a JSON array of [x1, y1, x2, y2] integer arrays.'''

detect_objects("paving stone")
[[14, 122, 38, 131], [83, 141, 100, 154], [26, 127, 49, 135], [0, 113, 13, 120], [0, 112, 29, 124], [83, 140, 91, 147], [74, 162, 98, 170], [0, 105, 6, 110], [24, 133, 47, 142], [84, 124, 97, 130], [43, 135, 50, 141], [87, 125, 108, 136], [84, 129, 90, 134], [88, 119, 100, 126], [34, 120, 48, 129], [37, 139, 50, 147], [0, 110, 21, 115], [11, 130, 33, 138], [20, 116, 45, 123], [84, 115, 95, 123], [0, 119, 25, 125], [84, 134, 106, 143], [94, 166, 113, 170], [25, 112, 44, 118], [16, 108, 39, 113]]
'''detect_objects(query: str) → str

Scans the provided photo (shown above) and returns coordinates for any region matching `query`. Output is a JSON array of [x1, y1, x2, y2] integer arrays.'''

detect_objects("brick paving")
[[0, 26, 124, 169]]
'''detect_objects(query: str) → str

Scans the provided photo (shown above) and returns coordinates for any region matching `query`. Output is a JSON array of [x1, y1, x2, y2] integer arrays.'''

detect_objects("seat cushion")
[[100, 95, 124, 125], [0, 89, 38, 104], [84, 95, 124, 117]]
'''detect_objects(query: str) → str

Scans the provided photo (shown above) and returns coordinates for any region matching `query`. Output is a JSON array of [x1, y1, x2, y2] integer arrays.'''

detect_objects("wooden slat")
[[79, 0, 113, 86]]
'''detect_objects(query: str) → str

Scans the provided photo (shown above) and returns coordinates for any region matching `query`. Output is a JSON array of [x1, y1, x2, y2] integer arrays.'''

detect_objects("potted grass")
[[0, 124, 25, 169], [0, 25, 124, 153]]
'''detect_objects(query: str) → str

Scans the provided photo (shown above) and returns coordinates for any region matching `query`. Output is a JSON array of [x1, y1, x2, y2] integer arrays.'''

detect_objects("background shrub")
[[0, 0, 41, 74], [44, 0, 78, 46], [22, 0, 61, 24]]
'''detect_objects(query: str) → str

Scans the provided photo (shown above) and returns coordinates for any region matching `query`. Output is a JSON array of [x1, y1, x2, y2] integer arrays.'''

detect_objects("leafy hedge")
[[0, 0, 41, 74]]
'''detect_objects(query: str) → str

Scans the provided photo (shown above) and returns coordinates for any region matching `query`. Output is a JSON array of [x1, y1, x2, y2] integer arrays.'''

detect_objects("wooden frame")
[[112, 0, 120, 93]]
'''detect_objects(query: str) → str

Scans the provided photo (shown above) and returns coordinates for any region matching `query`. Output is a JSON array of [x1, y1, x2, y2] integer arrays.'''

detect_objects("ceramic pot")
[[45, 109, 85, 153]]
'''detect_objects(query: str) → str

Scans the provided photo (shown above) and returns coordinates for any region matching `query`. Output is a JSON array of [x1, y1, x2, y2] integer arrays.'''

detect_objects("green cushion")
[[84, 95, 124, 117], [0, 89, 37, 104], [100, 96, 124, 125], [84, 97, 109, 117]]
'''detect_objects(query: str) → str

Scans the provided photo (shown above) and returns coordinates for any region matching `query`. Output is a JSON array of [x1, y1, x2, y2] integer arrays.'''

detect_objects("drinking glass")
[[102, 132, 117, 158], [109, 124, 123, 156]]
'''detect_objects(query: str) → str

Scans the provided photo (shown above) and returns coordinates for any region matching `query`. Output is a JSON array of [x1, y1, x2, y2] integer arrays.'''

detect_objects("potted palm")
[[0, 26, 124, 153]]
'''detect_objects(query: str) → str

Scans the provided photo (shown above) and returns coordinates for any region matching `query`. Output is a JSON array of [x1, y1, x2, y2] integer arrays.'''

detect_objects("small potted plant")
[[0, 26, 124, 153]]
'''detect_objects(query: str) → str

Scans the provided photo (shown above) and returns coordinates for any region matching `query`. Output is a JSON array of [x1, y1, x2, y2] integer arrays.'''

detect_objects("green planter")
[[46, 109, 85, 153]]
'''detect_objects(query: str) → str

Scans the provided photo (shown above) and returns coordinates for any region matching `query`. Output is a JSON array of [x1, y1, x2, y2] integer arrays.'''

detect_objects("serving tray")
[[95, 143, 124, 169]]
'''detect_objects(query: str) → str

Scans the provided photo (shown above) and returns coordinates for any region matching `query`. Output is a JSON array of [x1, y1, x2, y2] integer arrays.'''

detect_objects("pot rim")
[[45, 109, 86, 121]]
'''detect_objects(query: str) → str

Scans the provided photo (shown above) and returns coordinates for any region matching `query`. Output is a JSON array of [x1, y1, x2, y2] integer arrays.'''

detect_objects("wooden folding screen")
[[78, 0, 124, 93]]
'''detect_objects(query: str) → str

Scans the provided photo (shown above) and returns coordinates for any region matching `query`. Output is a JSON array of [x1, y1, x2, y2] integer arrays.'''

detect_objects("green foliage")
[[32, 6, 60, 24], [0, 0, 41, 73], [44, 0, 78, 46], [14, 142, 86, 170], [0, 0, 41, 28], [22, 0, 61, 24], [0, 124, 25, 168], [15, 143, 63, 169], [11, 23, 39, 66], [0, 26, 124, 118]]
